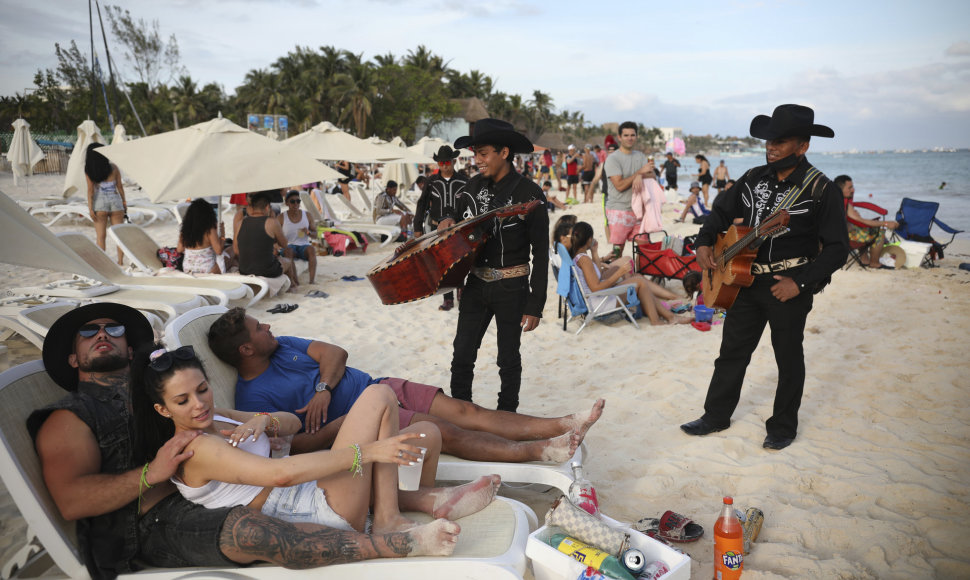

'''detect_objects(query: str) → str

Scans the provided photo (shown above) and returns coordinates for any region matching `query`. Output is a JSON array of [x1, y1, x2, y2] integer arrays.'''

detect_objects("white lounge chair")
[[0, 299, 77, 349], [307, 191, 400, 247], [164, 305, 585, 493], [0, 359, 535, 580], [108, 223, 285, 306], [55, 232, 254, 307], [28, 203, 92, 226]]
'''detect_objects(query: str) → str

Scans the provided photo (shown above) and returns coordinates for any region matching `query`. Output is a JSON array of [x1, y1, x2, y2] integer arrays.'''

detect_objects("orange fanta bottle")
[[714, 496, 743, 579]]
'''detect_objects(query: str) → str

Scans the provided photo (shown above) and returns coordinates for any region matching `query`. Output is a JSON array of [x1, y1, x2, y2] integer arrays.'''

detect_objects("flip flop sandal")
[[280, 304, 298, 313], [341, 275, 364, 281], [266, 304, 284, 313], [306, 290, 329, 298], [634, 511, 704, 543]]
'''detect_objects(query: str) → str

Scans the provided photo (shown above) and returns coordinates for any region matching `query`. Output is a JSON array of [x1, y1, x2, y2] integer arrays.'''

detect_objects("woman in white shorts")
[[85, 143, 127, 264], [131, 345, 501, 553]]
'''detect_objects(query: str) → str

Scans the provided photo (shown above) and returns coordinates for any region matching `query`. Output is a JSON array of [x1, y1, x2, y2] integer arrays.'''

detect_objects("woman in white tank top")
[[131, 344, 502, 556], [277, 190, 317, 284]]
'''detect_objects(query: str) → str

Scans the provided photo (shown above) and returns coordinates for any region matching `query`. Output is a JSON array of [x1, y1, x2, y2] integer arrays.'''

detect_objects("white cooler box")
[[897, 239, 932, 268], [527, 515, 690, 580]]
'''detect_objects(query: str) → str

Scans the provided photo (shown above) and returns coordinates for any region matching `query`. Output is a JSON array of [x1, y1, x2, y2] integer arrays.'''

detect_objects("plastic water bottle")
[[568, 461, 600, 516], [548, 534, 636, 580], [714, 497, 744, 580]]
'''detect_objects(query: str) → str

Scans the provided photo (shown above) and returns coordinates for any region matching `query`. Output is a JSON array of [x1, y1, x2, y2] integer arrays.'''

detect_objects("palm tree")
[[331, 60, 378, 136], [170, 75, 203, 125], [404, 45, 449, 80], [236, 68, 285, 114]]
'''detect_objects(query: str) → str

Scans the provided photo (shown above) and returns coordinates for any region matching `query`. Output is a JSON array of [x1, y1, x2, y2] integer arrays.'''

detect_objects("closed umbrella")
[[97, 117, 341, 203], [62, 120, 106, 198], [8, 119, 45, 188], [112, 123, 128, 144], [280, 121, 403, 163]]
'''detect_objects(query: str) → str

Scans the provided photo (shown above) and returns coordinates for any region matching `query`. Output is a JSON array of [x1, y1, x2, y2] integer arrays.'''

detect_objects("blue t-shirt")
[[235, 336, 378, 428]]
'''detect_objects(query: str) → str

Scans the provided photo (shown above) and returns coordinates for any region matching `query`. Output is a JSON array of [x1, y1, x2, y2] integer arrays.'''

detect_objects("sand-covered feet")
[[406, 519, 461, 557], [540, 429, 582, 462], [430, 474, 501, 520], [564, 398, 605, 441]]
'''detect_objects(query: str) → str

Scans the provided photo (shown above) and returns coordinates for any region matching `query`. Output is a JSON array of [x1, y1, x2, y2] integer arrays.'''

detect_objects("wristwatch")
[[315, 380, 334, 393]]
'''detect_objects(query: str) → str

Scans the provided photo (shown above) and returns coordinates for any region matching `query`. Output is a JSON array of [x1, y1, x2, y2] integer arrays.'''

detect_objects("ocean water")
[[692, 151, 970, 239]]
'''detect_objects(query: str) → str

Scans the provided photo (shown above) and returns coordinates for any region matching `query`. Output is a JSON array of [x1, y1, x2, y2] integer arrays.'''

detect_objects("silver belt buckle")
[[476, 267, 499, 281]]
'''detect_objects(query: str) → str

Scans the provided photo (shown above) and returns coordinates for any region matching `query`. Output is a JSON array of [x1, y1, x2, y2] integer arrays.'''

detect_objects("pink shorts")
[[606, 209, 638, 245], [378, 378, 442, 427]]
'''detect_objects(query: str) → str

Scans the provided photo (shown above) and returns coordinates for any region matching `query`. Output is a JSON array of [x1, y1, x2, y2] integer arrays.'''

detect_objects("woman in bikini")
[[569, 222, 690, 326], [130, 344, 500, 555], [178, 199, 228, 274]]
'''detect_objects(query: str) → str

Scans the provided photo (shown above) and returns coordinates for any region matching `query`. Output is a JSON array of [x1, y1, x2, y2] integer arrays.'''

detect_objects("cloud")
[[945, 41, 970, 57]]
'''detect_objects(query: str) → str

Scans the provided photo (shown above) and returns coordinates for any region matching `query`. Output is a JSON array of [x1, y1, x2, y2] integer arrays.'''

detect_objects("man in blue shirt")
[[208, 307, 603, 461]]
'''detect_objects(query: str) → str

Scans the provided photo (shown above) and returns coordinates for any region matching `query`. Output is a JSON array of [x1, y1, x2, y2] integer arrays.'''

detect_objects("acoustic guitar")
[[701, 210, 792, 309], [366, 200, 541, 305]]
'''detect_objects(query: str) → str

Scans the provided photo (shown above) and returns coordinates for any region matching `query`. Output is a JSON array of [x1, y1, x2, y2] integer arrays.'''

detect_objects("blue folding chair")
[[555, 243, 640, 334], [893, 198, 963, 266]]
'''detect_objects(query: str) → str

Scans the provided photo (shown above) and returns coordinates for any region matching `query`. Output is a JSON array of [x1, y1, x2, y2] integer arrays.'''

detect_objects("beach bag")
[[545, 495, 630, 556], [156, 247, 184, 270]]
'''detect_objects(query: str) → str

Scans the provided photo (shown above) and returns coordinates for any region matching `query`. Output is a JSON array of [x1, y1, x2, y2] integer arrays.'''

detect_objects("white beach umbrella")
[[97, 117, 342, 202], [62, 120, 106, 198], [111, 123, 128, 144], [0, 190, 103, 279], [373, 137, 427, 191], [8, 119, 45, 187], [409, 136, 473, 159], [280, 121, 403, 163]]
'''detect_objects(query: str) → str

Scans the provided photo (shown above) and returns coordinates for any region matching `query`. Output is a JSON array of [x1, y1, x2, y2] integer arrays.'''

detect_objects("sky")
[[2, 0, 969, 152]]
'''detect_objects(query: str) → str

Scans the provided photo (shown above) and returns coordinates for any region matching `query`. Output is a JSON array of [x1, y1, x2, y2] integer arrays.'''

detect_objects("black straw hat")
[[42, 302, 154, 391], [454, 118, 534, 154], [749, 104, 834, 140], [432, 145, 461, 162]]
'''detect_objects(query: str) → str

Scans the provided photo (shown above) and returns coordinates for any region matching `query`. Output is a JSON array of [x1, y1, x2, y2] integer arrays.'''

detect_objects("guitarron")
[[367, 200, 541, 305], [702, 210, 792, 309]]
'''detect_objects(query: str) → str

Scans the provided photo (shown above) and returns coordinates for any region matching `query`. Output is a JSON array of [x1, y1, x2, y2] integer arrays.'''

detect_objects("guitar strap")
[[767, 166, 821, 216]]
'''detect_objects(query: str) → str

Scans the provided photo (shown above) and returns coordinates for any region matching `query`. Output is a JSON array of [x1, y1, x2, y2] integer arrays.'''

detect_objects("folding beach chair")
[[164, 305, 586, 493], [844, 201, 889, 270], [556, 244, 640, 334], [893, 197, 964, 267], [632, 232, 700, 284], [0, 359, 536, 579]]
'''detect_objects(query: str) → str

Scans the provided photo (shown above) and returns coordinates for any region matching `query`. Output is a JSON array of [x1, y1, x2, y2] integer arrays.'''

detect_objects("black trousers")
[[701, 270, 814, 438], [450, 275, 529, 412]]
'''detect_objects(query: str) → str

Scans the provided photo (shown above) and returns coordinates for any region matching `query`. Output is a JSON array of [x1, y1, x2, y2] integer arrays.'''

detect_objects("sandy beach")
[[1, 172, 969, 579]]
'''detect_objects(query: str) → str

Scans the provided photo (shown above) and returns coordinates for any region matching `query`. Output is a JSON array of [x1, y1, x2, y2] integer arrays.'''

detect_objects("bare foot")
[[373, 513, 421, 535], [406, 519, 461, 557], [563, 399, 605, 441], [540, 429, 581, 462], [429, 474, 500, 520]]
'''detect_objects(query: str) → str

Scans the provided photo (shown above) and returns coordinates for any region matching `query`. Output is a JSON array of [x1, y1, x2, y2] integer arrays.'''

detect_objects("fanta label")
[[721, 550, 743, 570]]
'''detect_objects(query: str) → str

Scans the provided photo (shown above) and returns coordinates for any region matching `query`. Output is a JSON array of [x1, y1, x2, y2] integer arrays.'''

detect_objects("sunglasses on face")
[[78, 323, 126, 338], [438, 161, 453, 167], [148, 345, 196, 372], [287, 198, 301, 204]]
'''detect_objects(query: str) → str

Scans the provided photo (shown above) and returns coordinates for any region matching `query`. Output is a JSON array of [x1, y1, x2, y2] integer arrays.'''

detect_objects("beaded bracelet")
[[349, 444, 362, 478], [138, 462, 153, 512], [254, 412, 281, 437]]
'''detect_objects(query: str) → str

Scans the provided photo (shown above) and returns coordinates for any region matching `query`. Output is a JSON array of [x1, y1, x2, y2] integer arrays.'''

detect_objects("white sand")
[[1, 172, 969, 578]]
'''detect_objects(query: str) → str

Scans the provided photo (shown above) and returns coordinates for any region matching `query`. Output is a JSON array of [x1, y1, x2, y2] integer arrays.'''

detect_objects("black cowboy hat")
[[43, 302, 154, 391], [454, 118, 534, 154], [432, 145, 461, 162], [749, 104, 834, 140]]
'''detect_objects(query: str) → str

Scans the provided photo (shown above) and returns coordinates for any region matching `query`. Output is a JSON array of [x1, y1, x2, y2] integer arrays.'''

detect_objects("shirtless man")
[[713, 159, 731, 198]]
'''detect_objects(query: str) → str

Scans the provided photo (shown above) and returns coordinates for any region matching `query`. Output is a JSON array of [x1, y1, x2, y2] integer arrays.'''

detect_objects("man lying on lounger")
[[207, 307, 604, 461], [29, 303, 461, 579]]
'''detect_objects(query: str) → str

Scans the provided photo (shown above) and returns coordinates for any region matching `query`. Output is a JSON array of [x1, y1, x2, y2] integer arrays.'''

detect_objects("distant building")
[[659, 127, 683, 146], [417, 97, 489, 143]]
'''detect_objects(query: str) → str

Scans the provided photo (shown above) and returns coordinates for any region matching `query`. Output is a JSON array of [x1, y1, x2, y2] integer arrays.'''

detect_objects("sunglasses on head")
[[148, 345, 196, 372], [78, 323, 126, 338]]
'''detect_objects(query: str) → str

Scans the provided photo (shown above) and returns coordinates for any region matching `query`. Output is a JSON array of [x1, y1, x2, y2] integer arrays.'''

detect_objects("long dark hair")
[[568, 222, 594, 258], [84, 143, 113, 183], [180, 199, 218, 248], [131, 342, 208, 464]]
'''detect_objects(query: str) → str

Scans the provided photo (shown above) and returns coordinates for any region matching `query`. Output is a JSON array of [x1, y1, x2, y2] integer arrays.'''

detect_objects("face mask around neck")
[[766, 153, 801, 171]]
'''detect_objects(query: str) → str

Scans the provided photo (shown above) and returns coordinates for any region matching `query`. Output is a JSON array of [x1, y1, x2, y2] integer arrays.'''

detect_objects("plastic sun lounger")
[[107, 223, 283, 306], [28, 203, 92, 226], [0, 300, 78, 349], [309, 191, 400, 247], [56, 232, 253, 307], [164, 305, 586, 494], [0, 360, 535, 580]]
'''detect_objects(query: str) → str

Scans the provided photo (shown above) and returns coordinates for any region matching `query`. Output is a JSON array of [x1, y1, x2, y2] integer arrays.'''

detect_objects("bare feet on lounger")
[[563, 398, 606, 441], [406, 519, 461, 557], [540, 429, 582, 463], [429, 474, 501, 520]]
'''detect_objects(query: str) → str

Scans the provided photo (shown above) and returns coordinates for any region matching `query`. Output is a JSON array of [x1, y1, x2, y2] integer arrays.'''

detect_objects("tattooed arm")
[[217, 507, 413, 567]]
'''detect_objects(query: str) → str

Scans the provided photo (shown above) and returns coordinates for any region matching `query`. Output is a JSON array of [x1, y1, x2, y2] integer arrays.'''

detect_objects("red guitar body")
[[367, 201, 540, 305]]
